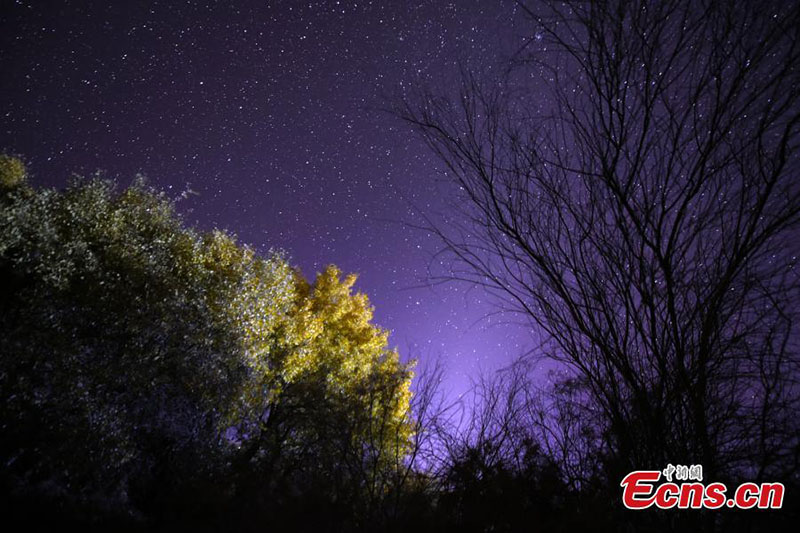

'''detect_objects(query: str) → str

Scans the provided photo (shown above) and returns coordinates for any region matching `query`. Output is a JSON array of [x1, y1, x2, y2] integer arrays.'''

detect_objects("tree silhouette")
[[400, 0, 800, 520]]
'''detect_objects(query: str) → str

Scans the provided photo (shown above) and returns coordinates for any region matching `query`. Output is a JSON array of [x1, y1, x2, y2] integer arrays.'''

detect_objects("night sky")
[[0, 0, 536, 397]]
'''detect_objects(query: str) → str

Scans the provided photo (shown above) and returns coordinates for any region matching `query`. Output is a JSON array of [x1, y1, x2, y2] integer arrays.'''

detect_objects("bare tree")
[[400, 0, 800, 487], [379, 358, 456, 522]]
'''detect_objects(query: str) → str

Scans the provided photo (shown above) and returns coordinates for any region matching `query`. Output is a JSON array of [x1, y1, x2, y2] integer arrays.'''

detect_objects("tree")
[[400, 0, 800, 510], [434, 363, 580, 533], [0, 158, 414, 529], [228, 265, 415, 531]]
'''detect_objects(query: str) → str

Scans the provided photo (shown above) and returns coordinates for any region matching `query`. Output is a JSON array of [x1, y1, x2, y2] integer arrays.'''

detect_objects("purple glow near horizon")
[[0, 1, 542, 397]]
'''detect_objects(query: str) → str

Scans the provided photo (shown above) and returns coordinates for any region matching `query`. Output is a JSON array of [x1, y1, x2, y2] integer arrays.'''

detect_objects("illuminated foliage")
[[0, 154, 27, 189], [0, 160, 413, 522]]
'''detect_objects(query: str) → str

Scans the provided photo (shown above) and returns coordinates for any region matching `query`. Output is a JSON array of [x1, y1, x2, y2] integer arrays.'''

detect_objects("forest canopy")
[[0, 155, 414, 529]]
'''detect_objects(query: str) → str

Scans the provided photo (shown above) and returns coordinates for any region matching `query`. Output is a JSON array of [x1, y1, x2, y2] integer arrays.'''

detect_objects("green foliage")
[[0, 174, 413, 525]]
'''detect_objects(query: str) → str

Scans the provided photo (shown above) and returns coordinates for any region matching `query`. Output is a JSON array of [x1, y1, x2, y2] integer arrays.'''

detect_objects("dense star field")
[[4, 1, 800, 531], [0, 0, 535, 396]]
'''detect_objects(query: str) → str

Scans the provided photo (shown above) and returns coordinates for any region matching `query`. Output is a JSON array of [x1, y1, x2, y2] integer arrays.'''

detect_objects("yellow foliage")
[[230, 263, 415, 455], [0, 154, 27, 189]]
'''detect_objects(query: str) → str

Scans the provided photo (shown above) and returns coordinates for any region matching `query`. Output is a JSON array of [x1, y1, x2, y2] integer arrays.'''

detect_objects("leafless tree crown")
[[401, 0, 800, 483]]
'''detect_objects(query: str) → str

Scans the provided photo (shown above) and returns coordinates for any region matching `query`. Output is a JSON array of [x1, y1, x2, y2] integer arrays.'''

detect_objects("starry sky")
[[0, 0, 536, 397]]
